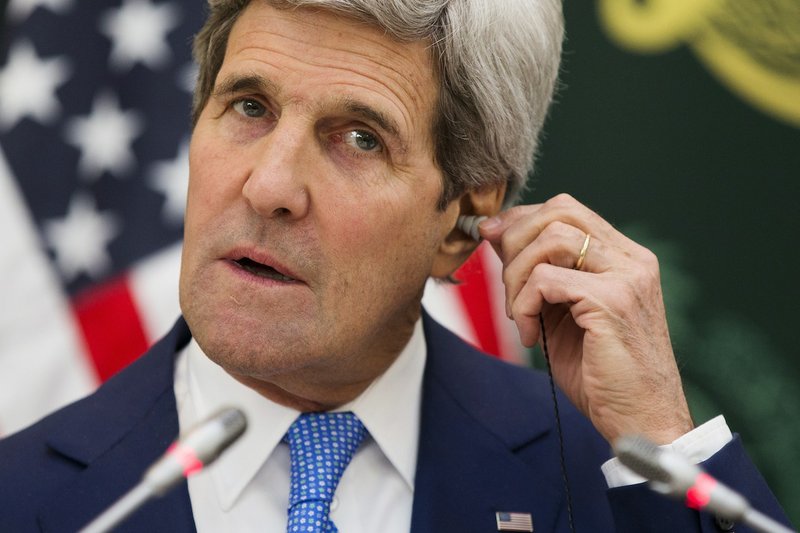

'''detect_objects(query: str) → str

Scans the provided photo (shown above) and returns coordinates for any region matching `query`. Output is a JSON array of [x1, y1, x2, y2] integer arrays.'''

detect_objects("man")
[[0, 0, 790, 531]]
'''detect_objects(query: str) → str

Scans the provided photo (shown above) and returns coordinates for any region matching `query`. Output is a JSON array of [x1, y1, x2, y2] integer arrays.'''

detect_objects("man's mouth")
[[234, 257, 296, 282]]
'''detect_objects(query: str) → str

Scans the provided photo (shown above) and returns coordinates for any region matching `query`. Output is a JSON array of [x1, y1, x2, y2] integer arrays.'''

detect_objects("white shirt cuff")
[[601, 415, 733, 488]]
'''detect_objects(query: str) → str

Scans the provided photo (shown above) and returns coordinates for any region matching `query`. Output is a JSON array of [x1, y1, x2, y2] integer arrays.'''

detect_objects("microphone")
[[79, 407, 247, 533], [614, 435, 795, 533]]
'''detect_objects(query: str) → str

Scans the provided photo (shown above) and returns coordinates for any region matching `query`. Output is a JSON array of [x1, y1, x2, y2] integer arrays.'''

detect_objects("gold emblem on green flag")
[[598, 0, 800, 127]]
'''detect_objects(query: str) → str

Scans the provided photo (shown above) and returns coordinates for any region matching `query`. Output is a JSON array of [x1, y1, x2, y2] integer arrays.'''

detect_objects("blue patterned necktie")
[[284, 412, 367, 533]]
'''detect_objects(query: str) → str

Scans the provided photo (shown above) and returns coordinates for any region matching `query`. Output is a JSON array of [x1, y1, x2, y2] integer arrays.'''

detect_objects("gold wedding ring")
[[574, 234, 591, 271]]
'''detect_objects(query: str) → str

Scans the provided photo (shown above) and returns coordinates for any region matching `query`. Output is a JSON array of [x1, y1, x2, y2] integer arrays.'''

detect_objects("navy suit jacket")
[[0, 314, 790, 532]]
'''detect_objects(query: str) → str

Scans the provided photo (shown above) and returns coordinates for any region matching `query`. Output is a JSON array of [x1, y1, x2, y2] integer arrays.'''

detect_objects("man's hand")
[[479, 194, 694, 445]]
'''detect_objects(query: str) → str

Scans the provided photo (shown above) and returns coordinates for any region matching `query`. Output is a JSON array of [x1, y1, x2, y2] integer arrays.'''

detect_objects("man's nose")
[[241, 126, 312, 219]]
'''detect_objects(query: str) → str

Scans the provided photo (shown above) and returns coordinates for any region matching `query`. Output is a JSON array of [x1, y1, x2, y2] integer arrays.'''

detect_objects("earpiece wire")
[[539, 313, 576, 532]]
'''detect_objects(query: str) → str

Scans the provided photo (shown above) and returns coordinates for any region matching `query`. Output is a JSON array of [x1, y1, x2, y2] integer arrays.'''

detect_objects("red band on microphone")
[[686, 472, 718, 510], [167, 442, 205, 477]]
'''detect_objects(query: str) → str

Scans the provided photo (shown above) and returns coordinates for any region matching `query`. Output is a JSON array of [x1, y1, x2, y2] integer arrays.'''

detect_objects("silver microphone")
[[614, 434, 794, 533], [79, 406, 247, 533]]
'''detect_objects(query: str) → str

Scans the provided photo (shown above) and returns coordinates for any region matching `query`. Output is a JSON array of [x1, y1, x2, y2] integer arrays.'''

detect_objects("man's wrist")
[[601, 415, 733, 488]]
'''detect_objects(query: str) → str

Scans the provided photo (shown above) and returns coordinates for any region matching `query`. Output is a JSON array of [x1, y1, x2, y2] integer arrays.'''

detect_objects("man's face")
[[180, 2, 459, 404]]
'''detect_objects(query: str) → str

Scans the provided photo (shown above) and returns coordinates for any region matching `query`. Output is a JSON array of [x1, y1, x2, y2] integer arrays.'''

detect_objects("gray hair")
[[192, 0, 563, 207]]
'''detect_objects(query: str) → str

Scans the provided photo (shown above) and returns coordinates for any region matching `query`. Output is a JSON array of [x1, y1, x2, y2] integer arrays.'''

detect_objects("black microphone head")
[[613, 434, 671, 484]]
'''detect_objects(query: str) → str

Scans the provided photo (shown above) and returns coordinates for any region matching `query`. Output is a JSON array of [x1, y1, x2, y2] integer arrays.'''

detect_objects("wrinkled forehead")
[[220, 2, 441, 144], [231, 4, 436, 81]]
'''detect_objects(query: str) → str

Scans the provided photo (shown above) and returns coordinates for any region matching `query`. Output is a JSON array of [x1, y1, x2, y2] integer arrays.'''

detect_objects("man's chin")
[[192, 314, 311, 361]]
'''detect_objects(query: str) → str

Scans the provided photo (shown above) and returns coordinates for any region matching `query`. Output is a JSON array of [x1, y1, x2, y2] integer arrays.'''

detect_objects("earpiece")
[[456, 215, 487, 242]]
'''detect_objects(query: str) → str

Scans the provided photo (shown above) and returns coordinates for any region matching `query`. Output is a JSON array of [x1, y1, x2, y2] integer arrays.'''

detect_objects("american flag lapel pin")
[[496, 511, 533, 532]]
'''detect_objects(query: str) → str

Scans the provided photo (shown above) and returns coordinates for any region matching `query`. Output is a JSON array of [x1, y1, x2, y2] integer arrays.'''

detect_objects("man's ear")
[[430, 182, 506, 279]]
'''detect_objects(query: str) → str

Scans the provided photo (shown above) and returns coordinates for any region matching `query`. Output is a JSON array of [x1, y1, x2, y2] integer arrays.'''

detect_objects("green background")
[[530, 2, 800, 524]]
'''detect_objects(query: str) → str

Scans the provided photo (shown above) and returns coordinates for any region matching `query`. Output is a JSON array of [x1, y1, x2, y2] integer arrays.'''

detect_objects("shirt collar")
[[339, 318, 426, 491], [181, 318, 426, 510]]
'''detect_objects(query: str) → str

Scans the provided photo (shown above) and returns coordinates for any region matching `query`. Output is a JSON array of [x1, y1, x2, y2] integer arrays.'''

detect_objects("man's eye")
[[232, 98, 266, 118], [343, 130, 382, 152]]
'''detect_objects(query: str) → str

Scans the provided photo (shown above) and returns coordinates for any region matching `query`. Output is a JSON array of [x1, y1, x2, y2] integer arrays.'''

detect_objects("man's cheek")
[[326, 208, 387, 249]]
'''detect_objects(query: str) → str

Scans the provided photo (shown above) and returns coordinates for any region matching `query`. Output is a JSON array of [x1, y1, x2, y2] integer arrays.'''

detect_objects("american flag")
[[496, 511, 534, 532], [0, 0, 522, 438]]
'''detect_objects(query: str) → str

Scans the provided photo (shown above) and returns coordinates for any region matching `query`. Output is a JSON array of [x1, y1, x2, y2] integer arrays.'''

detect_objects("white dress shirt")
[[174, 318, 733, 530], [173, 319, 426, 533]]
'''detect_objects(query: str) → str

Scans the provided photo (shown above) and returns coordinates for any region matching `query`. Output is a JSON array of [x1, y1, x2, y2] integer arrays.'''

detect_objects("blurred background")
[[1, 0, 798, 525]]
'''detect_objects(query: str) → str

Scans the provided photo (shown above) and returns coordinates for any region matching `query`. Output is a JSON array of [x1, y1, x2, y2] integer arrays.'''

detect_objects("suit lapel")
[[411, 313, 568, 533], [37, 319, 196, 533]]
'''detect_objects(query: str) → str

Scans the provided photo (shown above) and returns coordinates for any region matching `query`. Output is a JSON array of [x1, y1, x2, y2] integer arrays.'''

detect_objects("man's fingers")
[[502, 223, 624, 317], [510, 263, 590, 346], [480, 194, 624, 266], [479, 204, 542, 259]]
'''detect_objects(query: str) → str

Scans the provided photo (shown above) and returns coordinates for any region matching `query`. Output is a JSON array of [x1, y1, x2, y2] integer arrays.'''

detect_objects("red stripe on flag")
[[454, 245, 501, 358], [72, 275, 150, 382]]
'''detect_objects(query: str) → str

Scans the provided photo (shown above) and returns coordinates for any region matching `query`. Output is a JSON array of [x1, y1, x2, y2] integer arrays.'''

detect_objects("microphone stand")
[[79, 407, 247, 533], [80, 484, 153, 533], [614, 435, 795, 533]]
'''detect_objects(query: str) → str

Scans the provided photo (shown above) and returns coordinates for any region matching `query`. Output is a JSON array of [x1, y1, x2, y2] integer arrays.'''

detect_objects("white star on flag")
[[149, 139, 189, 224], [7, 0, 73, 21], [64, 91, 144, 180], [99, 0, 181, 72], [43, 193, 121, 281], [0, 40, 71, 131]]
